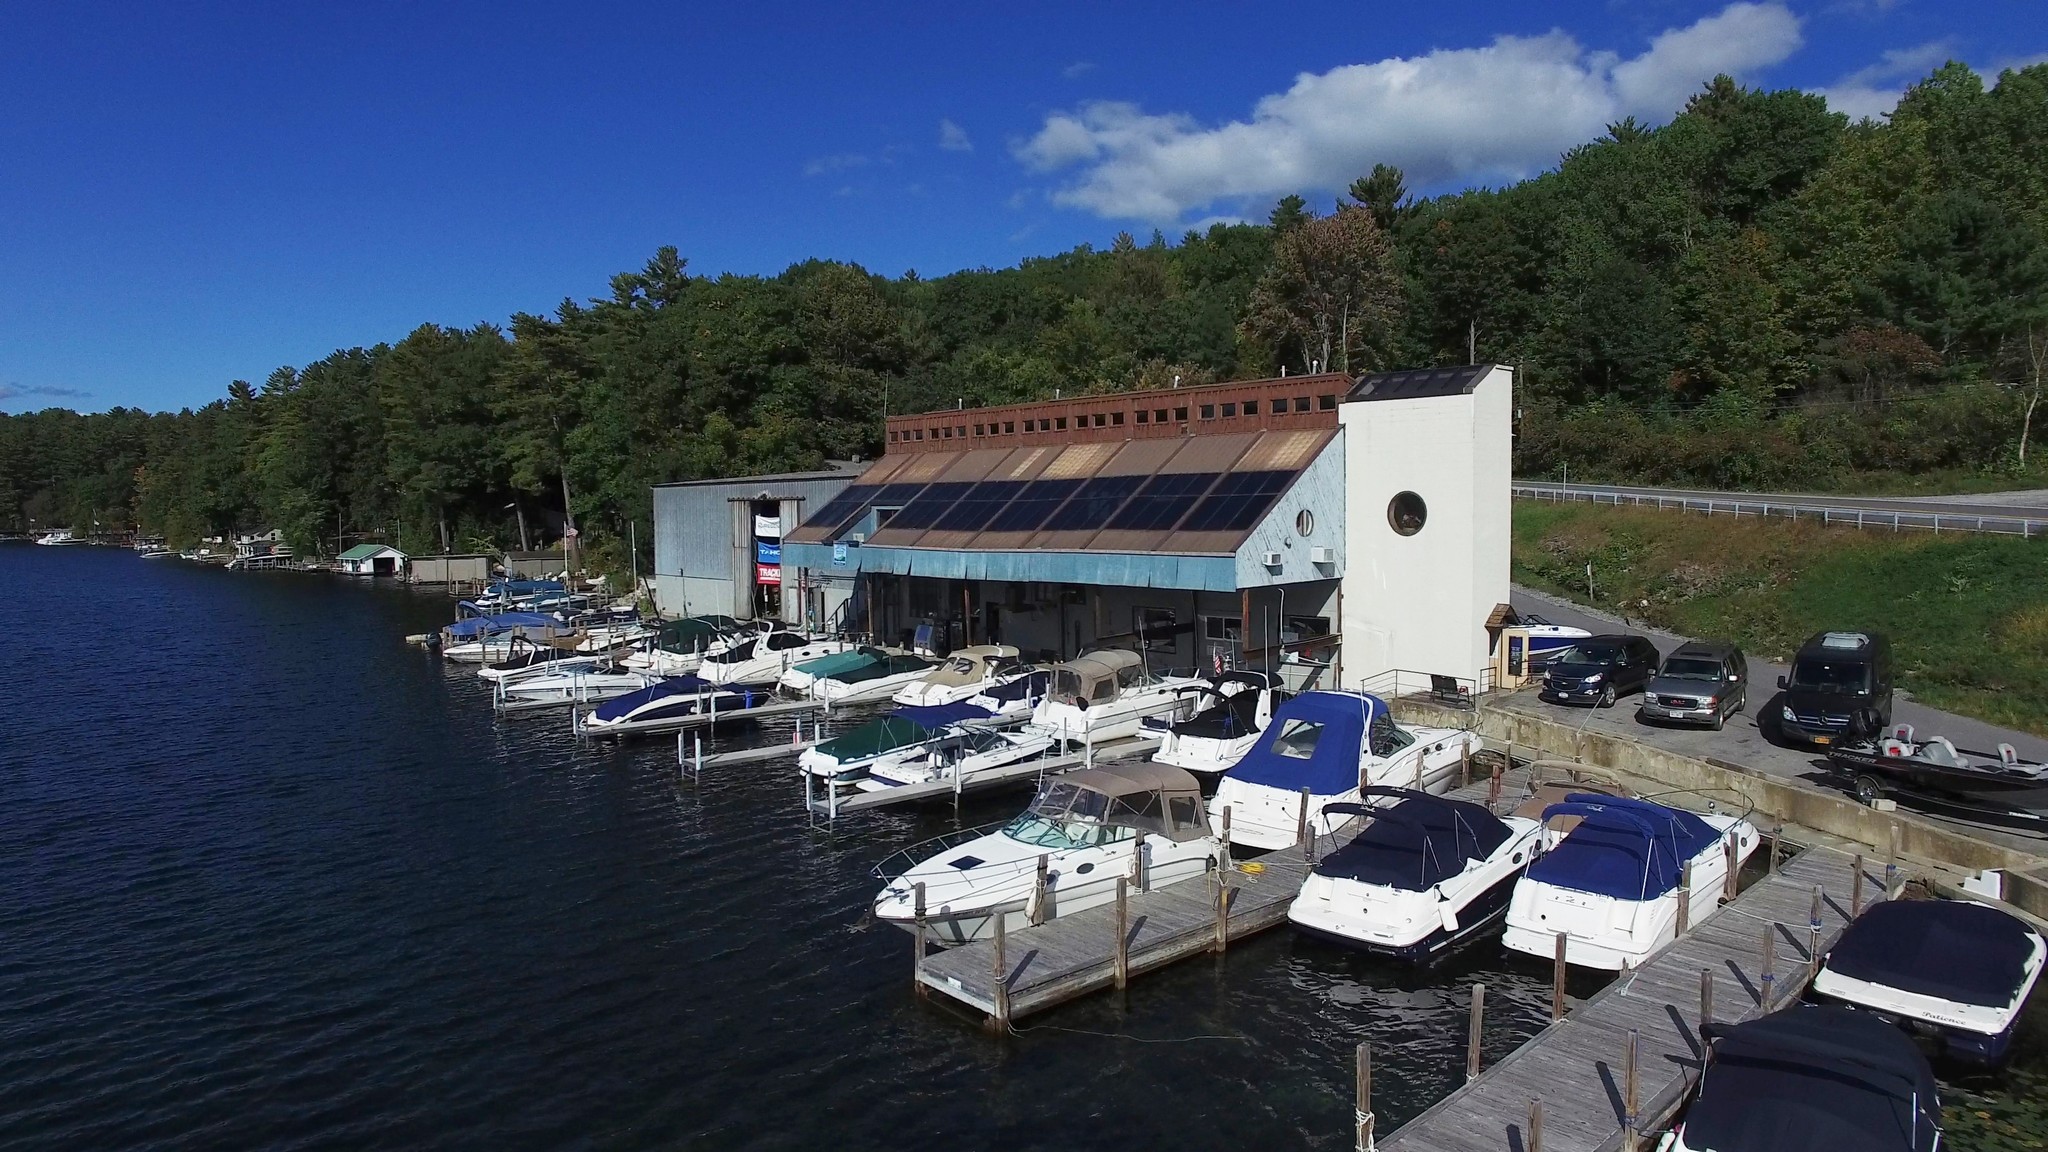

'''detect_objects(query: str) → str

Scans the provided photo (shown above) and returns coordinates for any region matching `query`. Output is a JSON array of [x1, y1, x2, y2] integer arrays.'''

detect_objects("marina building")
[[649, 364, 1512, 690]]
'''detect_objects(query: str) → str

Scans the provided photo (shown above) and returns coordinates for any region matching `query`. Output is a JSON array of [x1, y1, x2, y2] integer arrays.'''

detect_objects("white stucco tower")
[[1337, 364, 1513, 687]]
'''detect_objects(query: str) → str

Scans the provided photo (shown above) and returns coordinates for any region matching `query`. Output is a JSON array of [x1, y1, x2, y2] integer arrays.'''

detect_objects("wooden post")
[[1677, 861, 1693, 937], [1552, 932, 1568, 1021], [1488, 761, 1502, 811], [1622, 1029, 1640, 1151], [1467, 983, 1487, 1080], [1114, 876, 1130, 990], [1527, 1098, 1543, 1152], [1808, 884, 1824, 969], [1887, 824, 1901, 896], [1722, 834, 1739, 901], [1295, 789, 1309, 851], [1699, 967, 1713, 1039], [913, 882, 928, 997], [1213, 877, 1231, 952], [1760, 923, 1777, 1009], [1031, 854, 1050, 927], [991, 912, 1010, 1032], [1460, 741, 1471, 787], [1851, 854, 1865, 917], [1766, 827, 1779, 875], [1135, 829, 1149, 892], [1355, 1042, 1375, 1152]]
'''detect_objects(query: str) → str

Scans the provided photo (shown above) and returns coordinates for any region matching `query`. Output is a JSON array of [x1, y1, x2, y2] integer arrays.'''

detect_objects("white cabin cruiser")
[[623, 616, 745, 675], [892, 645, 1025, 707], [1811, 898, 2046, 1065], [699, 631, 854, 688], [440, 612, 566, 663], [871, 764, 1219, 945], [33, 529, 78, 546], [1503, 794, 1757, 971], [811, 653, 939, 704], [861, 725, 1059, 792], [495, 659, 663, 706], [576, 675, 767, 737], [1288, 787, 1544, 959], [1148, 671, 1287, 776], [1031, 650, 1206, 744], [1209, 692, 1480, 851]]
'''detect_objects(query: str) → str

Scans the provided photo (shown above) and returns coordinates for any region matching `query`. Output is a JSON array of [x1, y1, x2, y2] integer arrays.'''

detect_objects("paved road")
[[1509, 585, 2048, 854], [1518, 480, 2048, 520]]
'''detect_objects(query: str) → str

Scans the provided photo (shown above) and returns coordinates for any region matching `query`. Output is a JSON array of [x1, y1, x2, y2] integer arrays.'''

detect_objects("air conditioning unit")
[[1310, 546, 1335, 564], [1262, 551, 1283, 569], [848, 533, 866, 545]]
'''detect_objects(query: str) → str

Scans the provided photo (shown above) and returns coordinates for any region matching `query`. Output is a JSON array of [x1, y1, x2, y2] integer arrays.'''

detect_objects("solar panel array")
[[783, 429, 1333, 555]]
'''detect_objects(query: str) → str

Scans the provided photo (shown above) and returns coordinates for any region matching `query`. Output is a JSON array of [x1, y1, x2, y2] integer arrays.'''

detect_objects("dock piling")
[[1113, 877, 1129, 990], [1808, 885, 1823, 968], [1355, 1042, 1376, 1152], [1031, 855, 1050, 927], [1677, 861, 1692, 936], [990, 914, 1010, 1032], [1212, 876, 1231, 953], [1699, 967, 1712, 1038], [1487, 762, 1502, 811], [1551, 932, 1568, 1021], [1722, 834, 1738, 901], [913, 882, 928, 997], [1766, 827, 1780, 875], [1760, 923, 1777, 1009], [1527, 1098, 1542, 1152], [1135, 830, 1149, 892], [1295, 789, 1308, 851], [1467, 983, 1486, 1080], [1852, 853, 1865, 917], [1622, 1029, 1640, 1151]]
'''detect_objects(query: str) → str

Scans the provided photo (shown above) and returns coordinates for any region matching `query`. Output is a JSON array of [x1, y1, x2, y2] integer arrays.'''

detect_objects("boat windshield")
[[1001, 812, 1132, 850], [1790, 658, 1869, 694], [1659, 657, 1723, 681], [1368, 713, 1416, 757], [1273, 719, 1325, 759]]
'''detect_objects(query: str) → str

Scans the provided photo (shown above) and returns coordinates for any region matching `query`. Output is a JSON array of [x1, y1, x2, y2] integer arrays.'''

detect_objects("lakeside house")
[[339, 543, 407, 577]]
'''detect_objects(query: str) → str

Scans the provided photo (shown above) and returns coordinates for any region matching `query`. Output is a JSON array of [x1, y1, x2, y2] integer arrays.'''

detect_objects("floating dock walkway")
[[1377, 843, 1889, 1152]]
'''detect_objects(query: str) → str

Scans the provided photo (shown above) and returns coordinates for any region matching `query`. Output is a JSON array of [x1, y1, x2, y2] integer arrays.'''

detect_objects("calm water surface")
[[1, 546, 1567, 1151]]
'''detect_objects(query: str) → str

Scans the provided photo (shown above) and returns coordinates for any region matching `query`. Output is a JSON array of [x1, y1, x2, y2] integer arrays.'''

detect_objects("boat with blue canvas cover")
[[440, 611, 565, 662], [1811, 898, 2046, 1064], [1659, 1005, 1940, 1152], [1504, 794, 1757, 970], [1288, 787, 1544, 959], [577, 675, 764, 737], [964, 667, 1053, 721], [1207, 691, 1481, 851]]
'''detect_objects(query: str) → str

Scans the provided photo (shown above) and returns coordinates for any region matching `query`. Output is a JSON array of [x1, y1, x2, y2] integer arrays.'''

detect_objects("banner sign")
[[754, 514, 781, 539], [755, 540, 781, 564], [832, 541, 848, 566], [756, 564, 781, 585]]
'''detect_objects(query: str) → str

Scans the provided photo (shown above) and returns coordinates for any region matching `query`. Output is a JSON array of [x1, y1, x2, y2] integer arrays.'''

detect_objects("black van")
[[1777, 631, 1894, 745]]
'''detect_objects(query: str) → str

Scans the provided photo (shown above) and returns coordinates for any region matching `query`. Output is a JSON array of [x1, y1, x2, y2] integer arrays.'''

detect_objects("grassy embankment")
[[1511, 502, 2048, 737]]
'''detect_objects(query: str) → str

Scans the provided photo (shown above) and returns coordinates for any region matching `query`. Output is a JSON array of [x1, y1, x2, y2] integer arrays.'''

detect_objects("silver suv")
[[1637, 641, 1749, 731]]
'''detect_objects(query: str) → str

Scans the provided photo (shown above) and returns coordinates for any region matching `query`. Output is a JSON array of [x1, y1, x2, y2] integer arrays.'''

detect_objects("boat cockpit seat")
[[1893, 724, 1916, 744], [1917, 736, 1965, 768], [1880, 738, 1911, 758], [2000, 743, 2021, 767]]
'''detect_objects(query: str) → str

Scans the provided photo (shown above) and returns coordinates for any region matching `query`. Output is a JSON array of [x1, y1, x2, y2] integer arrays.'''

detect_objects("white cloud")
[[938, 118, 973, 152], [1014, 2, 1805, 221], [804, 153, 870, 177], [1063, 61, 1095, 80], [1812, 39, 1951, 121]]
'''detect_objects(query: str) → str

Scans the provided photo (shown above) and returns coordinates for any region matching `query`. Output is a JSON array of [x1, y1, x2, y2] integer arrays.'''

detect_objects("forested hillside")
[[4, 63, 2043, 560]]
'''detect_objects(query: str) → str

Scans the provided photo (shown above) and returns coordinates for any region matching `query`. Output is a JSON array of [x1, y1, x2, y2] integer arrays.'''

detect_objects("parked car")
[[1638, 641, 1749, 730], [1778, 631, 1894, 746], [1541, 634, 1660, 707]]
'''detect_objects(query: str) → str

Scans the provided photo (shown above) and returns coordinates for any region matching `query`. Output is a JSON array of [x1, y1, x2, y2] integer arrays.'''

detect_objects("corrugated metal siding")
[[653, 474, 856, 580]]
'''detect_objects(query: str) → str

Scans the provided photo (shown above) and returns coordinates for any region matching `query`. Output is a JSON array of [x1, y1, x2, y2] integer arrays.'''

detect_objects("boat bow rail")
[[870, 821, 1010, 884]]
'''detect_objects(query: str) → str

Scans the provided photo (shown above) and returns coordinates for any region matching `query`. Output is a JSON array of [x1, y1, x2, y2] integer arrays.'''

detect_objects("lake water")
[[0, 545, 1706, 1150]]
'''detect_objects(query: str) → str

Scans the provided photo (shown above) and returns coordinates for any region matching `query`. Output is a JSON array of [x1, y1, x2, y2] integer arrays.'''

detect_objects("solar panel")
[[1040, 475, 1146, 532], [1179, 470, 1294, 532], [984, 478, 1082, 534], [1106, 472, 1222, 532], [884, 482, 974, 531], [833, 482, 929, 535], [931, 480, 1028, 532], [797, 484, 877, 532]]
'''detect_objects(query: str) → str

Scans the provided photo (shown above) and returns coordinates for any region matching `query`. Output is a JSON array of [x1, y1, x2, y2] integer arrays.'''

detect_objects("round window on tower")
[[1295, 509, 1314, 537], [1388, 491, 1427, 536]]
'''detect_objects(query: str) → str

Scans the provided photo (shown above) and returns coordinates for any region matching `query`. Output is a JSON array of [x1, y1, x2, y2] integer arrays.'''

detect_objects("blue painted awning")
[[781, 540, 1240, 591]]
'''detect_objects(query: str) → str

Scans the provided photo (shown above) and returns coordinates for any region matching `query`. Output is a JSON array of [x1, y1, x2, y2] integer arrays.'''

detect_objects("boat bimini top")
[[1528, 794, 1722, 901], [921, 645, 1022, 687], [1048, 650, 1149, 705], [1317, 788, 1515, 892], [1008, 763, 1209, 847], [1223, 691, 1384, 795]]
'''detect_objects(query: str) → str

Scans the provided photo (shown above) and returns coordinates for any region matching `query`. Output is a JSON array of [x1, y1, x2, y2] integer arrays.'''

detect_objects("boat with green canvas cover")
[[778, 647, 886, 695], [798, 714, 939, 783]]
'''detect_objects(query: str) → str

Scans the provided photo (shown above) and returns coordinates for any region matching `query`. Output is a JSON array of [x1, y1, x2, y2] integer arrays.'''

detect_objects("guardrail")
[[1514, 483, 2046, 539]]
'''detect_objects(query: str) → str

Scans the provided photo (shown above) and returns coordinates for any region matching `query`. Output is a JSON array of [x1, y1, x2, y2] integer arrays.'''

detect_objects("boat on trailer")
[[1811, 898, 2046, 1064], [1208, 691, 1481, 851], [870, 763, 1219, 945], [1829, 724, 2048, 817], [1658, 1005, 1941, 1152], [1503, 794, 1757, 971], [1288, 786, 1544, 960]]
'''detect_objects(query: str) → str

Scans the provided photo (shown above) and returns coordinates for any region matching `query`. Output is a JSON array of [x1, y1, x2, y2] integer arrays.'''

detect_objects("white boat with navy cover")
[[1207, 691, 1479, 851], [1288, 786, 1544, 959], [1503, 793, 1757, 971], [1811, 897, 2046, 1064], [576, 675, 767, 737]]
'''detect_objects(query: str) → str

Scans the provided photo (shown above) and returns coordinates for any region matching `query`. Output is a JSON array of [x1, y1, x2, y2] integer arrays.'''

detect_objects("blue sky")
[[1, 1, 2040, 414]]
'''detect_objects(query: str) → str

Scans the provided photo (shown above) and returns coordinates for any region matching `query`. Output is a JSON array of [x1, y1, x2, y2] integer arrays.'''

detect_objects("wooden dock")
[[1377, 844, 1891, 1152], [913, 833, 1323, 1025]]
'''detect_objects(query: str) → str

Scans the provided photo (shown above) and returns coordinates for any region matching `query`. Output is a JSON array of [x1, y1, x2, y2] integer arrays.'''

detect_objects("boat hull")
[[1828, 745, 2048, 811], [1290, 869, 1522, 961]]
